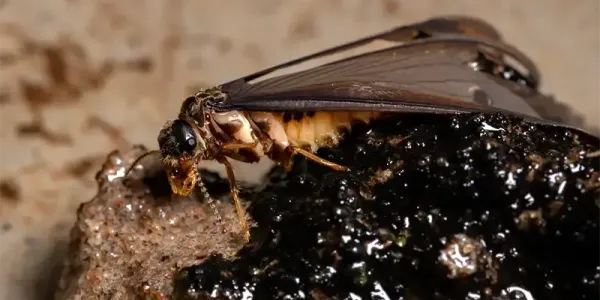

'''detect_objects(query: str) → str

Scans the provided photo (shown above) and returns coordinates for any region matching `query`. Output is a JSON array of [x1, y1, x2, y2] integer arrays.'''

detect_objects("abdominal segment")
[[250, 111, 381, 152]]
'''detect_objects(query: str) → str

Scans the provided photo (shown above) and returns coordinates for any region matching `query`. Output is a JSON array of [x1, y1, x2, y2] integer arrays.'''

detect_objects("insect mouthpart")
[[165, 162, 199, 196], [157, 119, 205, 196]]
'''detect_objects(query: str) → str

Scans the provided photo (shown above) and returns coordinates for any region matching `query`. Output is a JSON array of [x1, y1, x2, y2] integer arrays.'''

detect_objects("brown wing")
[[211, 36, 545, 124], [231, 15, 539, 86]]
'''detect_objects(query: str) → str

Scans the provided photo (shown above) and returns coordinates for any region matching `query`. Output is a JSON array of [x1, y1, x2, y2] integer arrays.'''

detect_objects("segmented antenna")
[[196, 179, 226, 233], [125, 150, 161, 178]]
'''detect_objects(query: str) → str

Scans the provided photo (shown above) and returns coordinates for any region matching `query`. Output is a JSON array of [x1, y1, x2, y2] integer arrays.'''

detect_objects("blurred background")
[[0, 0, 598, 299]]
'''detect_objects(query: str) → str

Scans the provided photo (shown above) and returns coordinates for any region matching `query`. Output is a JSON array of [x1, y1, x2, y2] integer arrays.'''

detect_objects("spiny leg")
[[288, 146, 349, 172], [221, 142, 258, 151], [195, 178, 226, 234], [217, 156, 251, 243]]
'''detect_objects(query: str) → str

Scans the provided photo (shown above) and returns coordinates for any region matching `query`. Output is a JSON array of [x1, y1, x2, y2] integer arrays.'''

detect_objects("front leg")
[[221, 142, 259, 151], [217, 156, 251, 243]]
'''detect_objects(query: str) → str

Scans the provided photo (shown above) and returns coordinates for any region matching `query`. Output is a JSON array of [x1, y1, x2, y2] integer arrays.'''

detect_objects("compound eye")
[[172, 120, 197, 153]]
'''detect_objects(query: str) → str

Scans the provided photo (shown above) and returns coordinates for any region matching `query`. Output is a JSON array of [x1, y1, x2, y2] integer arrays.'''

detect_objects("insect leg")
[[221, 142, 259, 151], [217, 156, 251, 243], [288, 146, 349, 172]]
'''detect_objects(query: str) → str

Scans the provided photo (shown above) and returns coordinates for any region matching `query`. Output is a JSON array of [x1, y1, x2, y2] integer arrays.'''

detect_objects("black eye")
[[172, 120, 197, 153]]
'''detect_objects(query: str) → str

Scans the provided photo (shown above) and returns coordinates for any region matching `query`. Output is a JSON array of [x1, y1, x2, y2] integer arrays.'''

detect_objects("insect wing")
[[215, 36, 545, 124], [234, 16, 538, 86]]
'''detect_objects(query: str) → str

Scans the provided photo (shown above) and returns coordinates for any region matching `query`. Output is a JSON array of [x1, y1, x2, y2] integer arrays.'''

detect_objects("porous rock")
[[54, 146, 248, 300]]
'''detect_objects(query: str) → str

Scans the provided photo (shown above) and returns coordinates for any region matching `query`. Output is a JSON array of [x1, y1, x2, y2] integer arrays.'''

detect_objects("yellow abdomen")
[[274, 111, 381, 150]]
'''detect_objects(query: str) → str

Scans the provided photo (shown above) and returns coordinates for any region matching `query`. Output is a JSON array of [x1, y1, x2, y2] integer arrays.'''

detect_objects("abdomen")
[[252, 111, 382, 151]]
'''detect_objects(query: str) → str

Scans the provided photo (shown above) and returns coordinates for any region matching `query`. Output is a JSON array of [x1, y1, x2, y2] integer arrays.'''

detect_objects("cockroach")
[[127, 16, 592, 243]]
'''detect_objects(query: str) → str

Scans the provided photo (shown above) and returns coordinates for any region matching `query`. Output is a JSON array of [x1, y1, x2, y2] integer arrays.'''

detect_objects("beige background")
[[0, 1, 598, 299]]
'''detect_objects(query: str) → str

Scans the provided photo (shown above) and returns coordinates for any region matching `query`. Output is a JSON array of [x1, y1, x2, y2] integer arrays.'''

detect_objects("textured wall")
[[0, 1, 598, 299]]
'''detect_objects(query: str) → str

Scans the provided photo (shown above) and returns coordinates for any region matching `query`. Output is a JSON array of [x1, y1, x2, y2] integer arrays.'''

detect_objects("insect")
[[128, 16, 589, 243]]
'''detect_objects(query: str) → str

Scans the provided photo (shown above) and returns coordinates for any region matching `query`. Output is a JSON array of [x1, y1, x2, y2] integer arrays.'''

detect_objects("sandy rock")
[[55, 145, 247, 300]]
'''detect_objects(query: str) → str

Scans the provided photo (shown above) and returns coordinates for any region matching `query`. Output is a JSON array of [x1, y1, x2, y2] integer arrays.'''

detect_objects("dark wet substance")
[[174, 113, 600, 300]]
